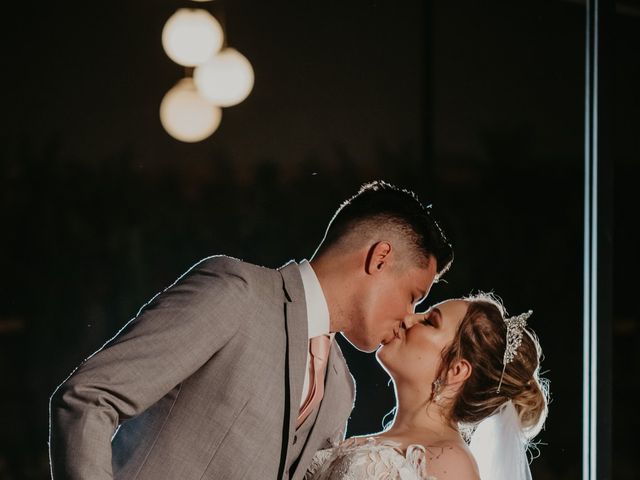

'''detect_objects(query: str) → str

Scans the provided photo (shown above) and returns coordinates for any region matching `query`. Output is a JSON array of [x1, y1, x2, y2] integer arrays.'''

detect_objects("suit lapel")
[[279, 262, 309, 461]]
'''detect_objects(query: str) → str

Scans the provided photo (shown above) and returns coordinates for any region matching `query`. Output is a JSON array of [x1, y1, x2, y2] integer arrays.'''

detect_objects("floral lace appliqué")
[[305, 437, 437, 480]]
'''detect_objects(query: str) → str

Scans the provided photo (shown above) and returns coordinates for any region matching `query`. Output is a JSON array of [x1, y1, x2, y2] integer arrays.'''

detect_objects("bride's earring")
[[431, 378, 443, 403]]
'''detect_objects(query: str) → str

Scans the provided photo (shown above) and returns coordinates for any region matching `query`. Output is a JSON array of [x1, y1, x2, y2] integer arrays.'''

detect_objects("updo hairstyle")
[[436, 293, 549, 440]]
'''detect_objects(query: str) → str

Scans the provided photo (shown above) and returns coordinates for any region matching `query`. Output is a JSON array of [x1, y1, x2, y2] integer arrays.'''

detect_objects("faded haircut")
[[314, 181, 453, 279]]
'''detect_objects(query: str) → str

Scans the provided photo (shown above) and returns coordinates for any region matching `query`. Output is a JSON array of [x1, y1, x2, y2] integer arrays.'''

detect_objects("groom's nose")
[[402, 313, 424, 330]]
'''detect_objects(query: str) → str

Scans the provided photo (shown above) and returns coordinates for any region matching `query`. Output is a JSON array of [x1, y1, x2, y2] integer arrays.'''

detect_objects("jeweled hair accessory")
[[497, 310, 533, 394]]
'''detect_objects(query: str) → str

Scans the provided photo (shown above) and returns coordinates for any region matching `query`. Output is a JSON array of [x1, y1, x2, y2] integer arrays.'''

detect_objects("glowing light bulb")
[[159, 78, 222, 142], [194, 48, 255, 107], [162, 9, 224, 67]]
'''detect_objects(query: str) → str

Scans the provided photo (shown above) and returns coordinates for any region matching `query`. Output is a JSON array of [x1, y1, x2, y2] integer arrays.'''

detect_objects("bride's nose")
[[402, 313, 424, 330]]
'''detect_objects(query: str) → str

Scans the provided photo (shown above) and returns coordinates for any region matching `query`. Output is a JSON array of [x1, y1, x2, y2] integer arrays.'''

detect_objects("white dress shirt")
[[298, 259, 331, 407]]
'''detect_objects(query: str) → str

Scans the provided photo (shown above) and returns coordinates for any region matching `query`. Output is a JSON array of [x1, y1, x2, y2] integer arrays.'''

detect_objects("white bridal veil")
[[469, 400, 533, 480]]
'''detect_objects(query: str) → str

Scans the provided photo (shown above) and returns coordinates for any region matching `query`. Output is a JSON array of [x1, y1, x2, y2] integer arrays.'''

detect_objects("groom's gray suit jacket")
[[49, 256, 355, 480]]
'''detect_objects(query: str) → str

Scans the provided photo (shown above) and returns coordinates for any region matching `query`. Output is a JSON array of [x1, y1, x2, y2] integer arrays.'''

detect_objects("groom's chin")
[[340, 332, 379, 353]]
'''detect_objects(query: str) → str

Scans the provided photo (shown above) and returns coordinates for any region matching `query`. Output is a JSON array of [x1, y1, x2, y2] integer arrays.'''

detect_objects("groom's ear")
[[364, 241, 392, 275], [447, 358, 472, 386]]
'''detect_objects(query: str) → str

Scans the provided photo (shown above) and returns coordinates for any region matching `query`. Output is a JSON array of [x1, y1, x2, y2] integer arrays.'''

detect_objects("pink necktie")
[[296, 334, 331, 428]]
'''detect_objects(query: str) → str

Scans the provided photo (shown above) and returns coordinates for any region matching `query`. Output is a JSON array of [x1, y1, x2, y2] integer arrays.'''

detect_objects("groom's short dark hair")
[[316, 181, 453, 279]]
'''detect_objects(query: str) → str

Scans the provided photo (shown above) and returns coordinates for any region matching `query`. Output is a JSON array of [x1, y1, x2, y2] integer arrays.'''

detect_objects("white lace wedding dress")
[[304, 437, 437, 480]]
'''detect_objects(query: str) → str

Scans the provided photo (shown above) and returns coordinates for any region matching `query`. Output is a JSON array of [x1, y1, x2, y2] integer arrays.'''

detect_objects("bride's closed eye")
[[421, 308, 441, 328]]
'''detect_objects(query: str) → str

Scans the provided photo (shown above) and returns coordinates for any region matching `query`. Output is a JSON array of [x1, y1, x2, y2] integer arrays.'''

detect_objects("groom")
[[49, 181, 453, 480]]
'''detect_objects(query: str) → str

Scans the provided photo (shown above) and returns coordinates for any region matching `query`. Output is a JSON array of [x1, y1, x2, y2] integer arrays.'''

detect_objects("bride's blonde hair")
[[435, 293, 549, 440]]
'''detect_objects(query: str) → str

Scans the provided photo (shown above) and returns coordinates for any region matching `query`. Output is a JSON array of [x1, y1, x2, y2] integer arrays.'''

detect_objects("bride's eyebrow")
[[419, 307, 442, 325]]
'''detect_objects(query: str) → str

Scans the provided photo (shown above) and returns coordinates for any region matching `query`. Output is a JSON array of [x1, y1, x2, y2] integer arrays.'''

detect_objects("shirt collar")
[[298, 259, 331, 339]]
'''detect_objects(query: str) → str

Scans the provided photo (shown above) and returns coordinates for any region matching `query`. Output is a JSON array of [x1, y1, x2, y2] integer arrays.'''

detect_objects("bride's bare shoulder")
[[424, 441, 480, 480]]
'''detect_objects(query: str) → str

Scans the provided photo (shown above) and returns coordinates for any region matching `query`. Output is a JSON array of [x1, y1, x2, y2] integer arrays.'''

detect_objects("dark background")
[[1, 0, 638, 478]]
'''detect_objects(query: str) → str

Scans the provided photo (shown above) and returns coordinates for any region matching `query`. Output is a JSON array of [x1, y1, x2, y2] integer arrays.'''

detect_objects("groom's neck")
[[310, 254, 356, 333]]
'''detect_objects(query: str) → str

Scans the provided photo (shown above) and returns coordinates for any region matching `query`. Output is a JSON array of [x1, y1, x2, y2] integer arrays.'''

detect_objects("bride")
[[305, 293, 549, 480]]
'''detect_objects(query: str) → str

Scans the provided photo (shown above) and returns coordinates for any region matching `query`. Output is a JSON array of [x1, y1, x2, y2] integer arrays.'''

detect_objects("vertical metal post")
[[583, 0, 613, 479]]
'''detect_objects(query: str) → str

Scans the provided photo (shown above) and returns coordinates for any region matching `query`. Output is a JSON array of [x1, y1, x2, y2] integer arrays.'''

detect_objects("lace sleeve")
[[304, 449, 334, 480], [405, 445, 437, 480], [305, 438, 439, 480]]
